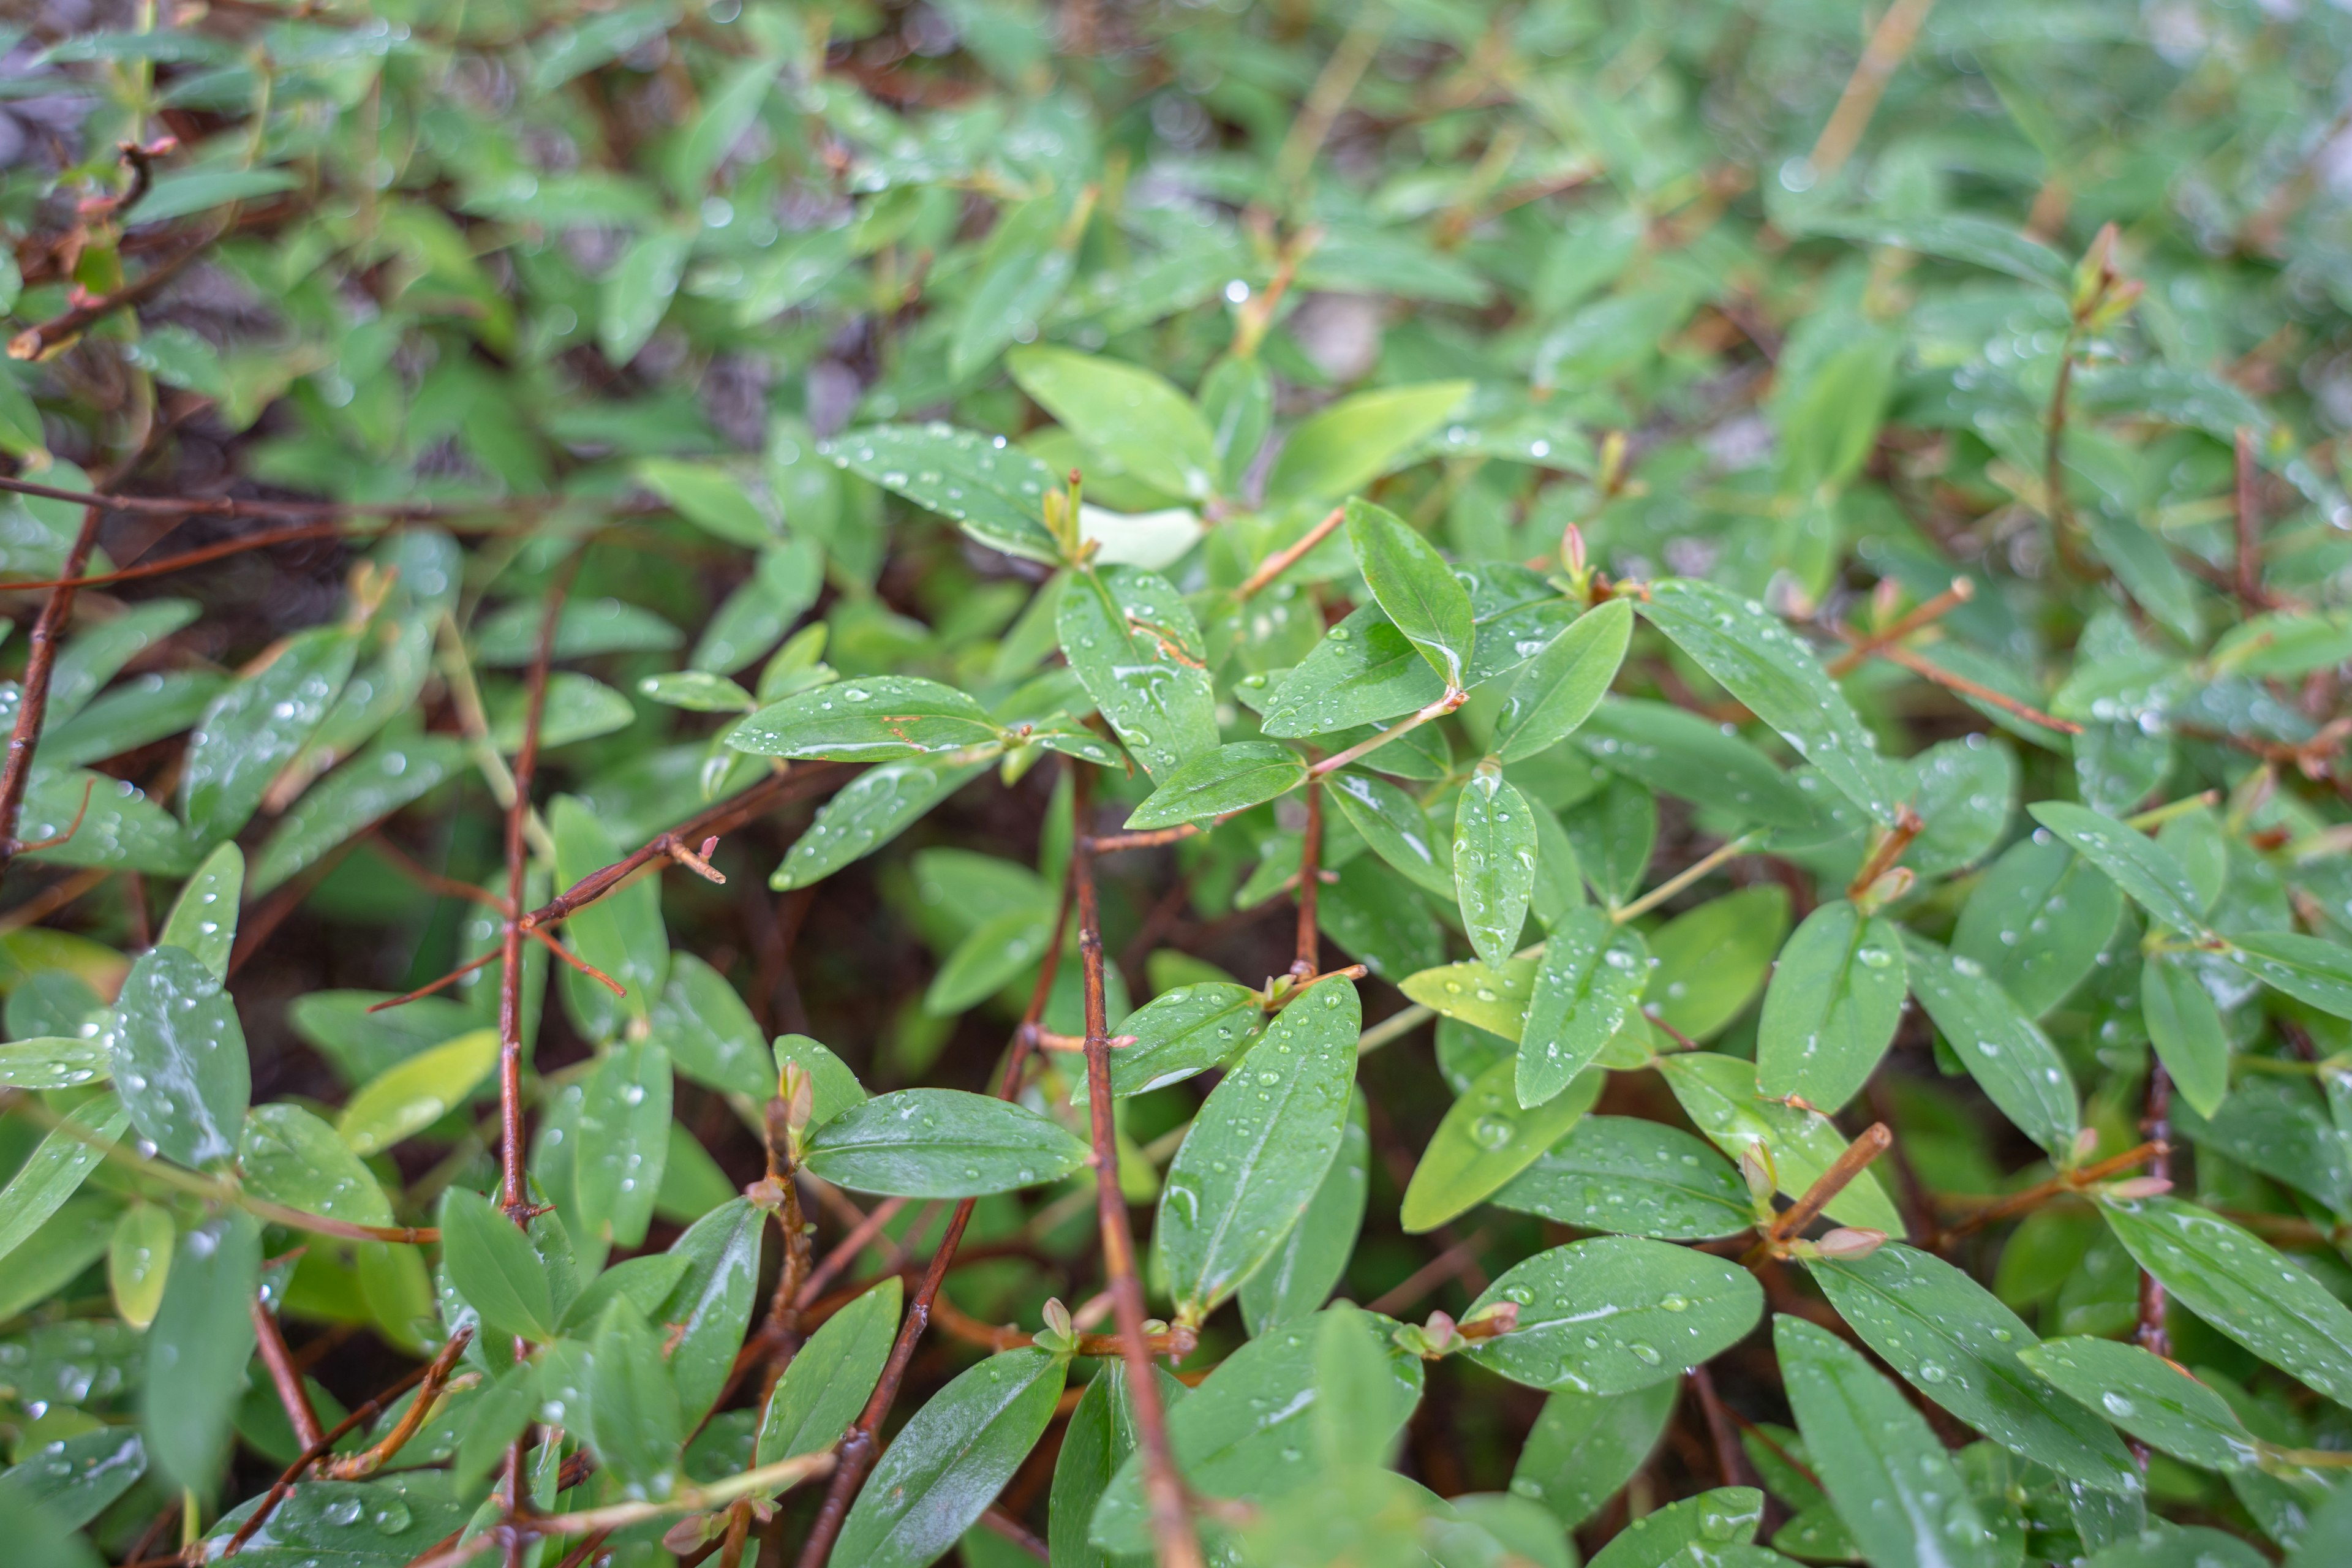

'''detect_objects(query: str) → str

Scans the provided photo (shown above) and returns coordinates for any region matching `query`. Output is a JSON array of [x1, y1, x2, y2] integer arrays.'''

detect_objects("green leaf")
[[927, 905, 1057, 1016], [639, 670, 756, 712], [557, 1254, 690, 1336], [1093, 1307, 1423, 1549], [1463, 1235, 1763, 1395], [437, 1187, 557, 1344], [1057, 566, 1219, 780], [1098, 981, 1263, 1098], [1655, 1053, 1902, 1232], [1904, 737, 2016, 877], [835, 1348, 1068, 1568], [336, 1028, 499, 1156], [758, 1276, 901, 1463], [1455, 761, 1537, 968], [204, 1476, 466, 1566], [652, 953, 772, 1099], [1326, 769, 1454, 899], [950, 197, 1079, 380], [1008, 346, 1218, 499], [0, 1036, 109, 1091], [20, 770, 197, 876], [1951, 835, 2122, 1017], [633, 458, 780, 549], [453, 1362, 540, 1496], [239, 1102, 392, 1226], [1242, 1096, 1370, 1335], [0, 1095, 126, 1264], [2029, 802, 2211, 936], [0, 1198, 113, 1323], [1573, 699, 1819, 831], [2018, 1336, 2259, 1471], [1510, 1381, 1679, 1529], [111, 944, 249, 1168], [0, 1427, 146, 1530], [476, 597, 684, 666], [249, 734, 467, 894], [677, 51, 778, 189], [1494, 600, 1632, 764], [802, 1088, 1089, 1198], [1588, 1488, 1763, 1568], [179, 624, 357, 842], [1159, 976, 1360, 1319], [2143, 954, 2230, 1118], [1494, 1116, 1752, 1240], [1774, 1314, 2000, 1568], [1646, 887, 1789, 1042], [584, 1298, 684, 1498], [575, 1041, 673, 1248], [1900, 935, 2081, 1156], [1401, 1053, 1608, 1241], [598, 228, 691, 364], [1634, 580, 1898, 826], [1346, 498, 1476, 688], [134, 166, 301, 224], [157, 842, 241, 978], [1563, 772, 1657, 903], [142, 1211, 260, 1491], [2098, 1193, 2352, 1408], [774, 761, 986, 891], [1519, 907, 1647, 1109], [1401, 952, 1539, 1041], [660, 1198, 764, 1422], [1126, 741, 1305, 830], [36, 670, 217, 771], [728, 674, 1003, 761], [487, 672, 635, 751], [824, 424, 1060, 563], [2228, 929, 2352, 1020], [1266, 382, 1473, 503], [1050, 1361, 1187, 1568], [108, 1203, 173, 1329], [1756, 899, 1906, 1113], [1807, 1243, 2138, 1491], [774, 1034, 870, 1128]]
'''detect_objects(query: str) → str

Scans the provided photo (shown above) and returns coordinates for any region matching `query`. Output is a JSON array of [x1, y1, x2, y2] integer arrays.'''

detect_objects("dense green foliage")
[[10, 1, 2352, 1566]]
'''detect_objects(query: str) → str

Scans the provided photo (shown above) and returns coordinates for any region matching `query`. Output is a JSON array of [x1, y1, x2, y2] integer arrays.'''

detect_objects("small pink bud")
[[2106, 1177, 2173, 1200], [2071, 1126, 2100, 1163], [1813, 1227, 1888, 1260]]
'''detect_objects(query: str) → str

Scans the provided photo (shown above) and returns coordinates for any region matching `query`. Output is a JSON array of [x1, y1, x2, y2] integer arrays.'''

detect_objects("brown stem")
[[1933, 1141, 2160, 1245], [0, 507, 102, 873], [755, 1098, 816, 1405], [1857, 639, 2083, 734], [1845, 807, 1923, 901], [1292, 774, 1323, 978], [1770, 1123, 1891, 1243], [2234, 426, 2266, 613], [1805, 0, 1937, 180], [1080, 823, 1202, 854], [320, 1327, 475, 1479], [251, 1294, 325, 1452], [1363, 1229, 1489, 1317], [1234, 505, 1346, 601], [793, 860, 1074, 1568], [1686, 1364, 1757, 1495], [794, 1195, 909, 1309], [218, 1329, 472, 1558], [2138, 1066, 2173, 1361], [1074, 776, 1204, 1568], [8, 226, 219, 361], [1823, 578, 1974, 678], [979, 1506, 1051, 1564]]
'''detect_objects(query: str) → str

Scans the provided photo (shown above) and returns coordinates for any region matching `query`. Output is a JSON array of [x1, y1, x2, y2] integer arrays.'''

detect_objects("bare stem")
[[1235, 505, 1345, 601]]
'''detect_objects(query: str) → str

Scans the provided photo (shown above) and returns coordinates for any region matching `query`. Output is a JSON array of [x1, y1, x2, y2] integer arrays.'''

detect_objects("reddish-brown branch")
[[252, 1294, 325, 1452], [0, 507, 102, 873], [793, 856, 1075, 1568], [526, 924, 625, 996], [1823, 578, 1973, 678], [1080, 822, 1202, 853], [1292, 774, 1324, 978], [1770, 1123, 1891, 1243], [1365, 1229, 1490, 1317], [1074, 780, 1204, 1568], [1234, 504, 1346, 602], [794, 1194, 910, 1309], [2138, 1068, 2173, 1361], [1857, 639, 2083, 735], [363, 948, 498, 1012], [320, 1326, 475, 1479], [1933, 1141, 2161, 1246], [9, 227, 217, 362], [1686, 1364, 1758, 1495]]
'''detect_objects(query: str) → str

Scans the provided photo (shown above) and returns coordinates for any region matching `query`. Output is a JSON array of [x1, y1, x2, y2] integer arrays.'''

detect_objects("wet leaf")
[[728, 674, 1003, 761], [1494, 600, 1632, 764], [0, 1428, 146, 1530], [575, 1041, 673, 1249], [108, 1203, 173, 1329], [1265, 382, 1472, 503], [1509, 1381, 1679, 1529], [1242, 1096, 1369, 1335], [336, 1028, 499, 1156], [157, 842, 241, 978], [2018, 1336, 2258, 1471], [775, 1035, 869, 1128], [239, 1102, 393, 1226], [1098, 981, 1262, 1098], [1009, 345, 1217, 500], [651, 953, 772, 1099], [1464, 1235, 1763, 1395], [1049, 1361, 1188, 1568], [660, 1198, 764, 1423], [835, 1348, 1067, 1568], [142, 1211, 260, 1491], [1494, 1116, 1753, 1240], [1327, 769, 1454, 898], [1646, 888, 1790, 1042], [486, 672, 635, 752], [802, 1088, 1089, 1197], [1159, 977, 1359, 1319], [2142, 954, 2230, 1118], [1588, 1488, 1763, 1568], [1057, 566, 1218, 780], [1573, 699, 1817, 831], [1519, 908, 1647, 1109], [2029, 802, 2211, 937], [438, 1187, 556, 1344], [1756, 899, 1907, 1112], [1126, 741, 1304, 830], [1402, 952, 1539, 1042], [773, 761, 987, 891], [249, 734, 467, 894], [1403, 1057, 1602, 1234], [1453, 761, 1538, 968], [1809, 1242, 2139, 1491], [1346, 498, 1476, 689], [1655, 1053, 1902, 1233], [583, 1298, 683, 1497], [1901, 934, 2081, 1156], [1562, 772, 1657, 904], [1775, 1314, 1999, 1568], [0, 1095, 126, 1264], [180, 624, 358, 843], [111, 944, 249, 1169], [2229, 929, 2352, 1020], [1951, 835, 2123, 1018], [758, 1276, 901, 1463], [824, 423, 1061, 564], [926, 904, 1057, 1016]]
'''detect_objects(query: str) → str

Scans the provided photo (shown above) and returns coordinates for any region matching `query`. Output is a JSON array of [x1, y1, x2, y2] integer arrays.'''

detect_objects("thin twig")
[[1933, 1142, 2160, 1246], [1293, 774, 1324, 976], [0, 507, 102, 873], [1769, 1124, 1891, 1243], [252, 1294, 326, 1452], [1365, 1229, 1490, 1316], [1074, 769, 1204, 1568], [1823, 578, 1974, 677], [1853, 638, 2082, 735], [320, 1329, 476, 1479], [1806, 0, 1937, 181], [1234, 505, 1345, 602]]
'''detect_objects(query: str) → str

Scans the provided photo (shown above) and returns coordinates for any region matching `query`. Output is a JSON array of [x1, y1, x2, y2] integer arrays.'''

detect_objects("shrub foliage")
[[6, 2, 2352, 1566]]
